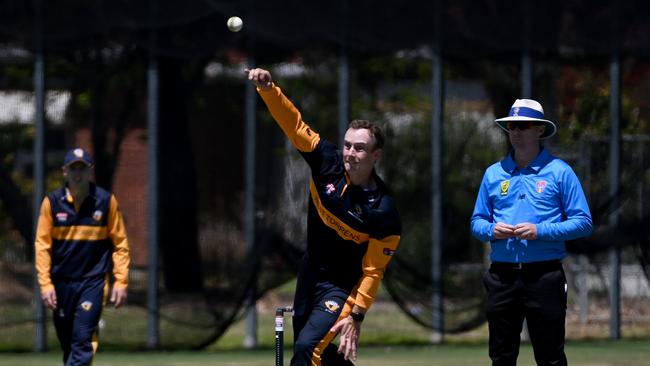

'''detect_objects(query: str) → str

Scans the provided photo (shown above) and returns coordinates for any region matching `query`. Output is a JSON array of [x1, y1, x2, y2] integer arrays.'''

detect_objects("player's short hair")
[[348, 119, 385, 150]]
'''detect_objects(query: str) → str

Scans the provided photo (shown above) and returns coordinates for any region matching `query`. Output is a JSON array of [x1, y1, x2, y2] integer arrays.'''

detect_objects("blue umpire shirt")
[[471, 147, 593, 263]]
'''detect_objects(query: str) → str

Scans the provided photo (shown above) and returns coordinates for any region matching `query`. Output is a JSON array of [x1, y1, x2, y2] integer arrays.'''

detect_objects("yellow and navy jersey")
[[259, 85, 401, 311], [35, 183, 130, 294]]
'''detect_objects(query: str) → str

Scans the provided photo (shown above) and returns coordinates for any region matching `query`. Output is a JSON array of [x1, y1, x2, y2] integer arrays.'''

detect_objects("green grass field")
[[1, 340, 650, 366], [3, 282, 650, 365]]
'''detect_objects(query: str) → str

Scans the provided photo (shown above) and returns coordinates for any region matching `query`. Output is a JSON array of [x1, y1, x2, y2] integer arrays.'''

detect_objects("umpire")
[[35, 148, 130, 366], [471, 99, 593, 366]]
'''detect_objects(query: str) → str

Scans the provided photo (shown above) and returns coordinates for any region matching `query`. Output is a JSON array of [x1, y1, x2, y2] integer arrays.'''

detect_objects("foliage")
[[0, 0, 650, 348]]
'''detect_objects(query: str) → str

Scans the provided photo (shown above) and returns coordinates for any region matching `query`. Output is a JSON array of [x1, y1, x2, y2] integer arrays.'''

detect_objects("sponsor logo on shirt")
[[55, 212, 68, 222], [500, 180, 510, 196], [325, 213, 363, 241], [324, 300, 340, 313], [81, 301, 93, 311], [325, 183, 336, 196], [348, 204, 364, 223], [311, 181, 370, 244], [536, 180, 547, 193], [93, 210, 103, 222], [383, 248, 396, 256]]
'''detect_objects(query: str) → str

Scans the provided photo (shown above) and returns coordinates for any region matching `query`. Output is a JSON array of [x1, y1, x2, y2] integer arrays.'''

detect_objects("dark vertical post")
[[243, 69, 258, 348], [578, 141, 591, 324], [521, 0, 533, 98], [519, 0, 533, 342], [431, 0, 444, 344], [243, 3, 258, 348], [608, 0, 621, 340], [338, 0, 350, 144], [32, 0, 47, 352], [146, 0, 160, 349]]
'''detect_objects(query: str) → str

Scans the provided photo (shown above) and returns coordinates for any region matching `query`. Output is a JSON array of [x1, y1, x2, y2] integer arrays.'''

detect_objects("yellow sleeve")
[[108, 195, 130, 289], [354, 235, 401, 310], [35, 197, 54, 294], [257, 84, 321, 152]]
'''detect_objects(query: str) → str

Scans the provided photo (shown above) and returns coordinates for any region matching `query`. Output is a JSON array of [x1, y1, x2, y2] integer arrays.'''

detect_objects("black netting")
[[2, 1, 650, 59], [0, 0, 649, 350]]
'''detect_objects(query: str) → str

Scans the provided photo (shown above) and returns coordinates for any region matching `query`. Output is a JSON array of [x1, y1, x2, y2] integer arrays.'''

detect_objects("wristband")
[[350, 311, 365, 323]]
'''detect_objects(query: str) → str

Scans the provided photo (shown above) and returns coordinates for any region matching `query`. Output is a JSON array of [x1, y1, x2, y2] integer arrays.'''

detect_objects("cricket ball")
[[227, 16, 243, 32]]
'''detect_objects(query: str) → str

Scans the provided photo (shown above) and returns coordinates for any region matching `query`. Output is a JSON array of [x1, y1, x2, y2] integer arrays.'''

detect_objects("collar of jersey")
[[502, 147, 552, 174], [63, 183, 97, 204]]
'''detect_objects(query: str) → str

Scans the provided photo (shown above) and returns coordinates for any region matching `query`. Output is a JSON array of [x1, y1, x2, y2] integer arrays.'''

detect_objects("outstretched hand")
[[245, 68, 273, 90], [330, 315, 361, 362]]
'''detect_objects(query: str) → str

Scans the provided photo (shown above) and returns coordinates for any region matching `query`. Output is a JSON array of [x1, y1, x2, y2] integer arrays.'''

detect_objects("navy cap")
[[63, 148, 94, 167]]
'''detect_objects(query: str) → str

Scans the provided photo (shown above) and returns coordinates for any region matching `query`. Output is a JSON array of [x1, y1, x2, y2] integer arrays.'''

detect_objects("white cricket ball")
[[227, 16, 243, 32]]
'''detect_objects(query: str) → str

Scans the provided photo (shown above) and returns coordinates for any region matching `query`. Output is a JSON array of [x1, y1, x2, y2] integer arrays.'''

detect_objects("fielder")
[[35, 148, 130, 366]]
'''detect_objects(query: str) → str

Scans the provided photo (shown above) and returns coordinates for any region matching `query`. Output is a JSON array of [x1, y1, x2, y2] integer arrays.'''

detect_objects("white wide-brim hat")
[[495, 99, 557, 139]]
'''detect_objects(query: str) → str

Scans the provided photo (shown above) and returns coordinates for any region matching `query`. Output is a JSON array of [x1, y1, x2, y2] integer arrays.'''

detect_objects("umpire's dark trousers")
[[483, 260, 568, 366], [53, 275, 106, 366]]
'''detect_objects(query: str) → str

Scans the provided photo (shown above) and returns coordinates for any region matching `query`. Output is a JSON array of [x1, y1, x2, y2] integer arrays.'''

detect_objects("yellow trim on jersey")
[[51, 225, 109, 241], [35, 197, 54, 293], [257, 85, 321, 153], [91, 330, 99, 361], [108, 195, 130, 288], [309, 180, 369, 244], [354, 234, 401, 310], [103, 273, 111, 305], [87, 274, 111, 365]]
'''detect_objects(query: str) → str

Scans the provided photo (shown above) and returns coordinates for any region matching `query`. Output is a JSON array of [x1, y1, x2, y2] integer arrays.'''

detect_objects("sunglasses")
[[66, 163, 91, 171], [506, 121, 541, 131]]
